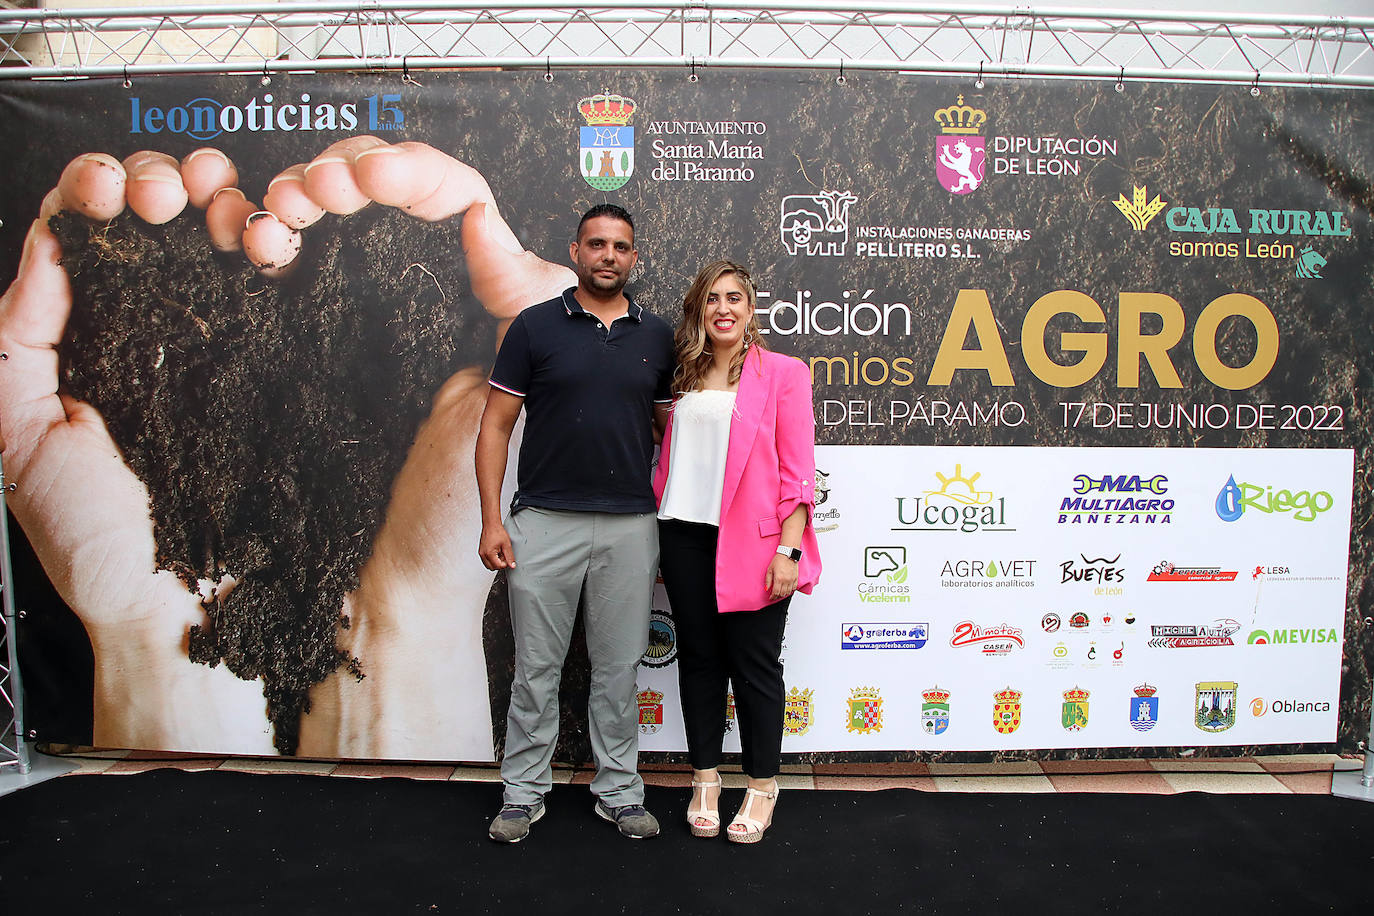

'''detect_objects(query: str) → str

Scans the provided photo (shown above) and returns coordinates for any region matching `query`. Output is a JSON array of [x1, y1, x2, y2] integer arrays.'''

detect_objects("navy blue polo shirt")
[[490, 287, 675, 514]]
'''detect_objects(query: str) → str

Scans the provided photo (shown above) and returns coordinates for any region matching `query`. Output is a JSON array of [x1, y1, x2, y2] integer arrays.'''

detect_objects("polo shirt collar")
[[561, 286, 644, 322]]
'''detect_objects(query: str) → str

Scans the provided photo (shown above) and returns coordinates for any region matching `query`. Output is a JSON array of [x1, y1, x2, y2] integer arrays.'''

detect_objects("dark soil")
[[53, 208, 491, 754]]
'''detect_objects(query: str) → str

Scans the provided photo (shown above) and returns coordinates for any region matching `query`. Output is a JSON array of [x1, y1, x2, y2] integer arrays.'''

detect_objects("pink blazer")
[[654, 347, 822, 612]]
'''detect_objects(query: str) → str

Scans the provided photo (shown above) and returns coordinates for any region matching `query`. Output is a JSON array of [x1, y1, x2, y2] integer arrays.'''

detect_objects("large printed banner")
[[0, 70, 1368, 761]]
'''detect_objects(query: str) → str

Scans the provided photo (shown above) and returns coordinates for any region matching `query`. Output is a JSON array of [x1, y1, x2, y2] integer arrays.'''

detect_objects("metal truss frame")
[[1, 2, 1372, 88], [0, 456, 27, 774]]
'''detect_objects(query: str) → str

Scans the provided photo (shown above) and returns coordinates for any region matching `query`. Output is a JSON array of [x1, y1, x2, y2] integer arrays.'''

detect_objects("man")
[[475, 204, 674, 843]]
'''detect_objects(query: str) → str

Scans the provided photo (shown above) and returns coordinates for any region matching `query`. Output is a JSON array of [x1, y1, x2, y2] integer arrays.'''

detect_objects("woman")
[[653, 260, 821, 844]]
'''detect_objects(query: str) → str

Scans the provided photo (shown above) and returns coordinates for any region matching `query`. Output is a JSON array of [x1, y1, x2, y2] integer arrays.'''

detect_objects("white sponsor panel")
[[649, 445, 1350, 752]]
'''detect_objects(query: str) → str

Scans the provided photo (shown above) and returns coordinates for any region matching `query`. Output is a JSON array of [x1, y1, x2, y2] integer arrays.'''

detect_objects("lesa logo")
[[779, 190, 858, 256], [1215, 475, 1334, 523], [578, 92, 636, 191], [933, 95, 987, 195], [893, 464, 1014, 534], [1113, 185, 1167, 231]]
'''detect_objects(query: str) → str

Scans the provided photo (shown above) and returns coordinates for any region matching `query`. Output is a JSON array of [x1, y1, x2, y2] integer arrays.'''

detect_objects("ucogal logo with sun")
[[892, 464, 1015, 534]]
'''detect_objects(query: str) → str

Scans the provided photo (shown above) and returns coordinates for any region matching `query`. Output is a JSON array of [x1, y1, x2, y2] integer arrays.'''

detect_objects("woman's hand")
[[765, 553, 799, 601]]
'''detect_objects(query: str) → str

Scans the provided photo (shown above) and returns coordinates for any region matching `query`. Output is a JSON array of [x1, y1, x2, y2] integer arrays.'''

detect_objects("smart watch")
[[776, 545, 802, 562]]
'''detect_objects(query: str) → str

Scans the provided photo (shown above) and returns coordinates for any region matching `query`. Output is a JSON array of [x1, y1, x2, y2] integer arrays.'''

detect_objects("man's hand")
[[0, 140, 574, 758], [478, 521, 517, 571]]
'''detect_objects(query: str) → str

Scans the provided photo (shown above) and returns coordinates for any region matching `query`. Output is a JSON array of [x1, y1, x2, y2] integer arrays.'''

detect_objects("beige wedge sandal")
[[726, 781, 779, 844], [687, 773, 723, 838]]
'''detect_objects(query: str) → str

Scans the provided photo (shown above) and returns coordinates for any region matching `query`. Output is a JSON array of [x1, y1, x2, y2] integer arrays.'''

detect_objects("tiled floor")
[[40, 748, 1360, 796]]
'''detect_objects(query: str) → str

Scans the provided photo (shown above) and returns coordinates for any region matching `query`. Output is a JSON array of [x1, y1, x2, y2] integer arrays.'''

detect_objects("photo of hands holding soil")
[[1, 123, 573, 758]]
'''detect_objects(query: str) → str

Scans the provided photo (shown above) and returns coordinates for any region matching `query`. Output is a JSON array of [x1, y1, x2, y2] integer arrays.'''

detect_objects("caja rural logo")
[[129, 92, 401, 139], [577, 92, 636, 191], [1111, 184, 1346, 280]]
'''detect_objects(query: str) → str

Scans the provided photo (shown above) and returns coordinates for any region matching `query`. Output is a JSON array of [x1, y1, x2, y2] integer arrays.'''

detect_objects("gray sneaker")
[[594, 800, 660, 839], [488, 801, 545, 843]]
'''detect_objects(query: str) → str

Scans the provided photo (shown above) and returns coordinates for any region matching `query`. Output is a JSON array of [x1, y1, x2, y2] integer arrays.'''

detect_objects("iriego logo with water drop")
[[1215, 474, 1334, 523]]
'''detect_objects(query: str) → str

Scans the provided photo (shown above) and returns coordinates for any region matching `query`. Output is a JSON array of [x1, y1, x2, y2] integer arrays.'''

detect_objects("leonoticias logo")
[[127, 92, 407, 139]]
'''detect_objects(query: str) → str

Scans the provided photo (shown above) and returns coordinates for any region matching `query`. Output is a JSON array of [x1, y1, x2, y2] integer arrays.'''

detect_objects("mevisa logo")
[[1247, 628, 1339, 645]]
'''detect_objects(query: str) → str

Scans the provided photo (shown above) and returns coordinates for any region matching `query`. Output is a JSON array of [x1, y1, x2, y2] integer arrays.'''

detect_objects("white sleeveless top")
[[657, 389, 736, 526]]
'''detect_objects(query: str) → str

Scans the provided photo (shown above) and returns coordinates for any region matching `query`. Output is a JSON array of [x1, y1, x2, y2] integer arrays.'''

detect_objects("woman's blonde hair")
[[672, 259, 767, 395]]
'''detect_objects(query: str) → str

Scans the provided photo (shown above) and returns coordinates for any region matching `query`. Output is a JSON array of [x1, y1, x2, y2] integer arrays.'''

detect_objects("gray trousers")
[[501, 507, 656, 807]]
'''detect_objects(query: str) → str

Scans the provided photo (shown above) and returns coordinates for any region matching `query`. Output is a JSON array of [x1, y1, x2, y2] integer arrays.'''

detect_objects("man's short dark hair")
[[577, 204, 634, 243]]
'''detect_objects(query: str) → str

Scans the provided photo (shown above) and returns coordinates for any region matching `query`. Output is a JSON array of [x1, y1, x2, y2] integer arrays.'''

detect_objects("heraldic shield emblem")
[[1130, 684, 1159, 732], [846, 686, 883, 734], [993, 687, 1022, 734], [933, 94, 987, 195], [636, 687, 663, 735], [1195, 681, 1238, 733], [1061, 687, 1090, 731], [784, 687, 814, 736], [922, 687, 950, 735], [578, 92, 635, 191]]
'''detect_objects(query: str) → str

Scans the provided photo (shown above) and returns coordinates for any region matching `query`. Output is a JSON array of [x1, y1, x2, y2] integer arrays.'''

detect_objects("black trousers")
[[658, 519, 790, 778]]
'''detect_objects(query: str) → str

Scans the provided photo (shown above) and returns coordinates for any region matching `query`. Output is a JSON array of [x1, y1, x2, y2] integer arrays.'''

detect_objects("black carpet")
[[0, 768, 1368, 913]]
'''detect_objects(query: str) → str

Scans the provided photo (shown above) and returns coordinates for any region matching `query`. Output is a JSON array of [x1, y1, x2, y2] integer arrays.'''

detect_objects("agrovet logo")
[[129, 92, 405, 139], [578, 92, 636, 191]]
